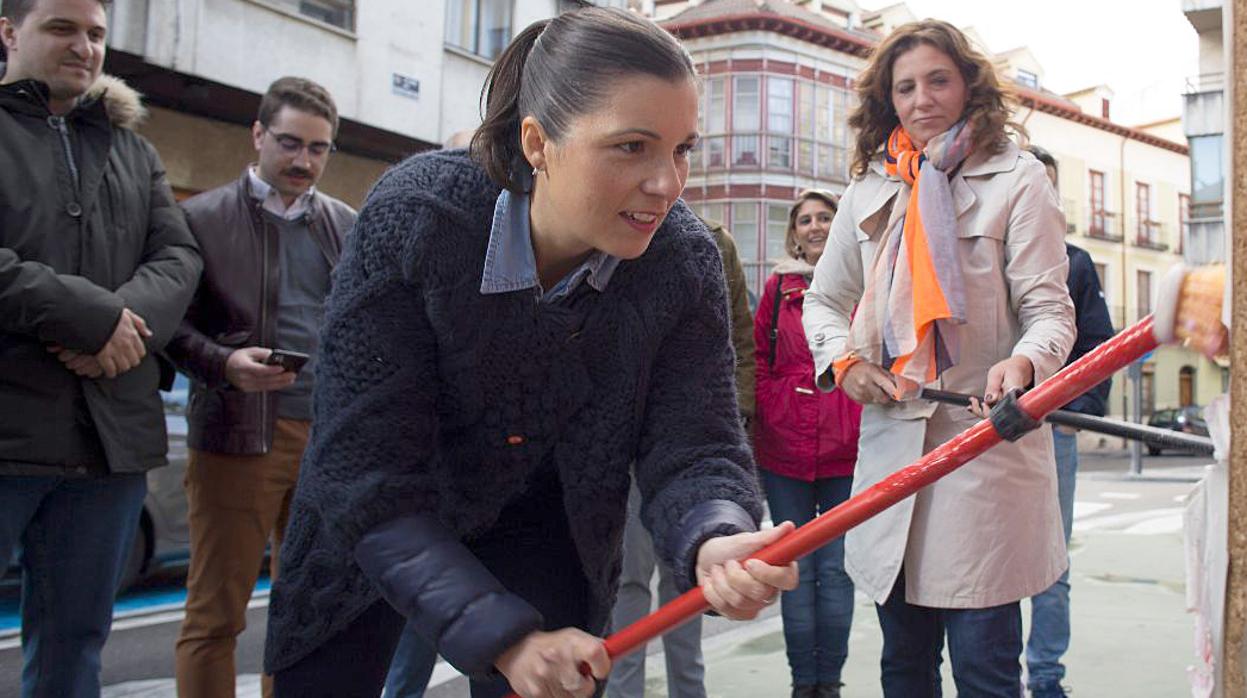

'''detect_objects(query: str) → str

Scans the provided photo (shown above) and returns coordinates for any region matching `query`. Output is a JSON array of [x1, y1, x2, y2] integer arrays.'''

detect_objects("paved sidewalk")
[[649, 467, 1199, 697]]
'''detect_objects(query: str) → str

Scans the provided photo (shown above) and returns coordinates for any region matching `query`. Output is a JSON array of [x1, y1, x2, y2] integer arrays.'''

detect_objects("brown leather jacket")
[[167, 171, 355, 454]]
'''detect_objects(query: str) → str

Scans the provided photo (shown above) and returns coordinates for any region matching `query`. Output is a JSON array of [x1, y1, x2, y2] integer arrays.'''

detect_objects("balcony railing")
[[690, 133, 849, 182], [1134, 221, 1169, 251], [1087, 211, 1121, 241]]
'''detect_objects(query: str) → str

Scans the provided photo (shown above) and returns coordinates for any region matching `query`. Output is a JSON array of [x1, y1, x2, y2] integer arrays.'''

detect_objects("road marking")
[[0, 596, 271, 652], [101, 661, 467, 697], [429, 659, 465, 688], [1073, 502, 1112, 519], [14, 587, 468, 693], [1073, 507, 1186, 533], [1121, 513, 1184, 535]]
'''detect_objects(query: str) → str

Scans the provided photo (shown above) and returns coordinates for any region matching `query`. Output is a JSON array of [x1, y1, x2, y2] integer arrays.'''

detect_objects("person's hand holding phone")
[[264, 349, 310, 373], [225, 347, 298, 393]]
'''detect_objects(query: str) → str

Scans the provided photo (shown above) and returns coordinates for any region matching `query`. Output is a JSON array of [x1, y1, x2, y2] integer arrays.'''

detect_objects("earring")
[[532, 166, 539, 176]]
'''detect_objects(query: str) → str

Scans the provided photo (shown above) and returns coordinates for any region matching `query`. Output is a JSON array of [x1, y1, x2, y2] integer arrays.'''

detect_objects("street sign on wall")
[[392, 73, 420, 100]]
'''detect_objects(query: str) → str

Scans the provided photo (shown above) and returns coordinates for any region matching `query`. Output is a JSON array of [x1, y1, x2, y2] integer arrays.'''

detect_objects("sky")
[[862, 0, 1201, 126]]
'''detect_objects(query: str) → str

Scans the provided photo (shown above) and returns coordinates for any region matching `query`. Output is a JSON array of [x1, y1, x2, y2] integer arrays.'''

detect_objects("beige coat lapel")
[[950, 145, 1018, 220], [856, 160, 902, 239]]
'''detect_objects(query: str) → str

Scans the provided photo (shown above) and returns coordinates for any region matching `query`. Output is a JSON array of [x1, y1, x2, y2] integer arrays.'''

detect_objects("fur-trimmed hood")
[[771, 256, 816, 276], [85, 73, 147, 130], [0, 63, 146, 129]]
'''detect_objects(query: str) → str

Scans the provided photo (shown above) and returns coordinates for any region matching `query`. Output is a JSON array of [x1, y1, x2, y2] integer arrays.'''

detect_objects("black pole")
[[918, 388, 1214, 456]]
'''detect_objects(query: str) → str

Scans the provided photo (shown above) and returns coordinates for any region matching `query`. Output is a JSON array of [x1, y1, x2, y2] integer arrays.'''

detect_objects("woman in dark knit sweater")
[[265, 8, 798, 698]]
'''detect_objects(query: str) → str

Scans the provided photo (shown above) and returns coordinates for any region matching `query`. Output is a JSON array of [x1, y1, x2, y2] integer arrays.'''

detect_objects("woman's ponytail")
[[470, 8, 695, 192], [470, 19, 549, 192]]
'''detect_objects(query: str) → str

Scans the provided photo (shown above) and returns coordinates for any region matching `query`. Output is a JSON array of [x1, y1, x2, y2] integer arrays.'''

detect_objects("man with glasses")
[[167, 76, 355, 698]]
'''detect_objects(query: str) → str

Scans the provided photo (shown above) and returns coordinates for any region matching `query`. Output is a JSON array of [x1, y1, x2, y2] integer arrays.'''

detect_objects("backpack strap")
[[767, 274, 784, 367]]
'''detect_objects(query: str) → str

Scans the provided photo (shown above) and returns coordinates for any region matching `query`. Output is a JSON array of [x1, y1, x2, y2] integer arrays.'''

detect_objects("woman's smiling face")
[[793, 198, 834, 264]]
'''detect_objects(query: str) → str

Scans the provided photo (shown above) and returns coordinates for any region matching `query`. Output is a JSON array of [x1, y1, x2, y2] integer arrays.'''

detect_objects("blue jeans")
[[607, 482, 705, 698], [383, 624, 438, 698], [1026, 428, 1078, 689], [876, 572, 1023, 698], [760, 470, 854, 687], [0, 473, 147, 698]]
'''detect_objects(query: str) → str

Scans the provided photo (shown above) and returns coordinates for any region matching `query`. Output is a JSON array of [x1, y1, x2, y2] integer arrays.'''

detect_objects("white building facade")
[[81, 0, 622, 205]]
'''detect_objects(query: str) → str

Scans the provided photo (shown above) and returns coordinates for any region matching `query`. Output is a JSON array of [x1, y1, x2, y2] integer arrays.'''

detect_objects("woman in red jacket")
[[754, 189, 862, 698]]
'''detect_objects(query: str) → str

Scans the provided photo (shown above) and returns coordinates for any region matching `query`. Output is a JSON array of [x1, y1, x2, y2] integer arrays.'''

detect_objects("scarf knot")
[[843, 121, 975, 398]]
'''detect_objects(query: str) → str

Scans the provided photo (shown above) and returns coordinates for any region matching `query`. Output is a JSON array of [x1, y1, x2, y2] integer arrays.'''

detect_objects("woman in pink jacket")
[[753, 189, 863, 698]]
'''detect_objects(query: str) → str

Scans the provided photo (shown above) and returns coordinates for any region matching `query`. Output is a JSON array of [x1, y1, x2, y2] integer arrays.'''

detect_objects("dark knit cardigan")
[[264, 149, 764, 673]]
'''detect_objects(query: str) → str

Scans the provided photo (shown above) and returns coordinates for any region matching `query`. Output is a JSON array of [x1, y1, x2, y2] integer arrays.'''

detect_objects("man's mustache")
[[283, 167, 314, 179]]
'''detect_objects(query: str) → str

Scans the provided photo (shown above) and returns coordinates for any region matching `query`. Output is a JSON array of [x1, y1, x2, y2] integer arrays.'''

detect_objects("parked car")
[[1145, 405, 1209, 456], [4, 376, 191, 594], [125, 387, 192, 588]]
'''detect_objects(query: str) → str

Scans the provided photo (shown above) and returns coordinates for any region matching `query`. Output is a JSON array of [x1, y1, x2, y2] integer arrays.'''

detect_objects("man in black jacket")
[[0, 0, 202, 695], [166, 76, 355, 698], [1025, 145, 1115, 698]]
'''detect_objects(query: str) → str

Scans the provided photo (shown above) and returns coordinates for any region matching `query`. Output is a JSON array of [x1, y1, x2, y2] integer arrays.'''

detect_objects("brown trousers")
[[175, 419, 307, 698]]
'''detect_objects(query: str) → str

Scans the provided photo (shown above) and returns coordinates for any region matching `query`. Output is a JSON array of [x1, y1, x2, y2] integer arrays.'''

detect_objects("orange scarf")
[[834, 122, 972, 398]]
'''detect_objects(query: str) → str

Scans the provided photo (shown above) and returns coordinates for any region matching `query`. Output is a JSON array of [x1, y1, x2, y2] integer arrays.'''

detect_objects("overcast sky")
[[863, 0, 1201, 126]]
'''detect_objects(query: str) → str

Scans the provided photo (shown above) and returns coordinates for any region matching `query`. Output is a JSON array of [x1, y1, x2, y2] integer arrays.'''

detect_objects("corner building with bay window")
[[656, 0, 874, 297]]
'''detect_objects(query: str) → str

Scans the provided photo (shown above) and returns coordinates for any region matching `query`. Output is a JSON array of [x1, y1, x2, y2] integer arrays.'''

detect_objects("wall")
[[1138, 118, 1187, 142], [439, 50, 492, 143], [438, 0, 587, 144], [140, 0, 444, 144], [1225, 0, 1244, 690], [128, 0, 631, 159]]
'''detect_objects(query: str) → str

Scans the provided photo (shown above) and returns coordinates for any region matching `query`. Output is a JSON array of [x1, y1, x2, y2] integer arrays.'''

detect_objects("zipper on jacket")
[[260, 211, 271, 451], [47, 115, 81, 191]]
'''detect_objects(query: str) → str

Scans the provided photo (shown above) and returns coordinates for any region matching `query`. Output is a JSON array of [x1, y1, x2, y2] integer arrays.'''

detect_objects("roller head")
[[1153, 264, 1228, 359]]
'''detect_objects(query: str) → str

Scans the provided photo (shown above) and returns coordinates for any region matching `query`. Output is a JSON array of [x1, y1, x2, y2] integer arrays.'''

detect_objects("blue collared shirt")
[[479, 189, 618, 303]]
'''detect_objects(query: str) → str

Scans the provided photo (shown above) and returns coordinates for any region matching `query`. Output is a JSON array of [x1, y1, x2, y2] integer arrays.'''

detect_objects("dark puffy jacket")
[[166, 173, 353, 455], [264, 150, 761, 675], [0, 74, 201, 476], [753, 263, 861, 481], [1063, 243, 1114, 416]]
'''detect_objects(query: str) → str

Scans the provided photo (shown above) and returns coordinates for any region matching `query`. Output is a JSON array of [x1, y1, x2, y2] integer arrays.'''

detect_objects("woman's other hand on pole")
[[968, 355, 1035, 418], [695, 522, 800, 620]]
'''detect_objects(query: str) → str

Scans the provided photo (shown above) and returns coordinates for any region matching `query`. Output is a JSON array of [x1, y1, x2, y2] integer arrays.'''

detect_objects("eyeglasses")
[[265, 129, 337, 157]]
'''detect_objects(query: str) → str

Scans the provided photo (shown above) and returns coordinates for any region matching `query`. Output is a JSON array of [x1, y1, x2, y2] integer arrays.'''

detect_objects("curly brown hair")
[[848, 19, 1020, 178]]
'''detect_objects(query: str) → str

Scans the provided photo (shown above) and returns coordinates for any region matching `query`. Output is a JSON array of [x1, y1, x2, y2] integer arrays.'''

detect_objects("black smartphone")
[[264, 349, 310, 374]]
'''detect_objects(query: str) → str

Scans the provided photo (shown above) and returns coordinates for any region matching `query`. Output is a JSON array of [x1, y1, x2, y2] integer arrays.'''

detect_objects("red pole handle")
[[502, 316, 1159, 697]]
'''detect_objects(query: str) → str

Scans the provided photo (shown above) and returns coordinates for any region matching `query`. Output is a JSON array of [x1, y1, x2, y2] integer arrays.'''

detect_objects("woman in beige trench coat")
[[802, 20, 1075, 698]]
